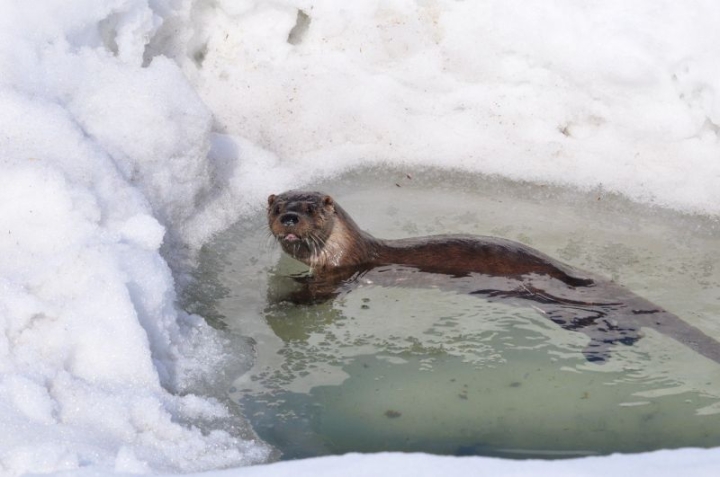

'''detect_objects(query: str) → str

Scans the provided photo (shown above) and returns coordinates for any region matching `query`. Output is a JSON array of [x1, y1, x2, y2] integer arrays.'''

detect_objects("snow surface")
[[1, 0, 719, 476]]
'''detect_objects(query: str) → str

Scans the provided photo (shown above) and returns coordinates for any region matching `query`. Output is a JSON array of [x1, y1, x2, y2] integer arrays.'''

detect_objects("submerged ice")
[[1, 0, 720, 475]]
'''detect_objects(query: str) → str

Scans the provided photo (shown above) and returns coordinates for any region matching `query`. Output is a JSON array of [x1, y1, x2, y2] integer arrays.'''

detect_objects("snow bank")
[[0, 1, 268, 475], [171, 0, 720, 218], [1, 0, 720, 475]]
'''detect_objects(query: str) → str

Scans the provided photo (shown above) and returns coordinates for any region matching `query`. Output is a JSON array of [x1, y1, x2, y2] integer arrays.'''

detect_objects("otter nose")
[[280, 212, 299, 227]]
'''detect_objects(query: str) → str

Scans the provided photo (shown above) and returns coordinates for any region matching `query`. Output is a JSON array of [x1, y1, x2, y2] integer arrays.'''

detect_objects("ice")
[[1, 0, 720, 476]]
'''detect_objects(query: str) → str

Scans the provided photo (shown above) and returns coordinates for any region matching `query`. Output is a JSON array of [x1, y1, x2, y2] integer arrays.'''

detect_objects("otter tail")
[[636, 308, 720, 365], [509, 283, 720, 365]]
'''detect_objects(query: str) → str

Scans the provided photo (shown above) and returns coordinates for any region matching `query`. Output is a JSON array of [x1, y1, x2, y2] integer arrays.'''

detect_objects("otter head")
[[267, 191, 338, 266]]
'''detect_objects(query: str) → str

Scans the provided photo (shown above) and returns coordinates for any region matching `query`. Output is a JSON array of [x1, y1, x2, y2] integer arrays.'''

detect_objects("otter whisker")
[[260, 232, 283, 267], [303, 237, 316, 268], [306, 232, 326, 268], [264, 233, 279, 252]]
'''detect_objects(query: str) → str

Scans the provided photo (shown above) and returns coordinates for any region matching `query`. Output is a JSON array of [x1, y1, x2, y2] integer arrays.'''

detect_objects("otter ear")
[[268, 194, 277, 206], [323, 195, 334, 210]]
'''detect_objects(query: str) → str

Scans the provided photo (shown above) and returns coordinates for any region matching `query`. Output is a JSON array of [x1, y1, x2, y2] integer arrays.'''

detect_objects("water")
[[186, 167, 720, 460]]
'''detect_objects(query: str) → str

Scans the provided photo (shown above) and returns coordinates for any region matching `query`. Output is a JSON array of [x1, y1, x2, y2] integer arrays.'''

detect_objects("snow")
[[31, 450, 720, 477], [0, 0, 719, 476]]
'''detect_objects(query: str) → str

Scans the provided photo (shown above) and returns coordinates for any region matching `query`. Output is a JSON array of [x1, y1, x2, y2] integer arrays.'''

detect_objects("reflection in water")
[[270, 258, 720, 366], [227, 268, 720, 459], [187, 172, 720, 460], [233, 286, 720, 458]]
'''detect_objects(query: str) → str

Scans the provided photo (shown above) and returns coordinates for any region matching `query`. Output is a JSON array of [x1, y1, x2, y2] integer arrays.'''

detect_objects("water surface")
[[187, 168, 720, 459]]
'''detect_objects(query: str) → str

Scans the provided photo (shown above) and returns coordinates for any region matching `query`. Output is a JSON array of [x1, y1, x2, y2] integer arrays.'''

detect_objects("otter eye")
[[273, 205, 282, 215], [307, 204, 317, 214]]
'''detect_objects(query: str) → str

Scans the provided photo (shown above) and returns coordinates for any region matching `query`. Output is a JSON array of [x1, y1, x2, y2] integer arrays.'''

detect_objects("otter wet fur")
[[267, 190, 720, 364]]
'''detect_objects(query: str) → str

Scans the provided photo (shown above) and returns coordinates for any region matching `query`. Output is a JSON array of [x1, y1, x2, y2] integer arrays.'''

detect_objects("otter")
[[267, 190, 720, 364]]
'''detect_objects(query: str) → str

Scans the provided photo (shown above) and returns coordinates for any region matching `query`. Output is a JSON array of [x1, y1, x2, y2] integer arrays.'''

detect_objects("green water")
[[187, 168, 720, 459]]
